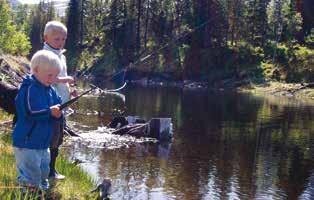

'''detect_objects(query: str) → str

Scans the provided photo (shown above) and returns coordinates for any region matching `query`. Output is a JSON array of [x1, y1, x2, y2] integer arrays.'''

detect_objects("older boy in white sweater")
[[43, 20, 75, 179]]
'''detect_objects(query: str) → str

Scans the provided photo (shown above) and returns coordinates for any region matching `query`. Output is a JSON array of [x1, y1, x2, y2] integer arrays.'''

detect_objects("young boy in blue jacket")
[[12, 50, 63, 191]]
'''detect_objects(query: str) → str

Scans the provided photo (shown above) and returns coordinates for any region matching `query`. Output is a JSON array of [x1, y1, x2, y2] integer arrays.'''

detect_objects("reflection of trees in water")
[[125, 87, 182, 123], [95, 143, 172, 199], [175, 90, 314, 199], [66, 86, 314, 199], [300, 171, 314, 200], [63, 142, 102, 163], [70, 94, 125, 127]]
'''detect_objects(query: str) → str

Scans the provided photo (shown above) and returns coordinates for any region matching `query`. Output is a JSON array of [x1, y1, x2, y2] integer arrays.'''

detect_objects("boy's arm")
[[55, 76, 75, 84], [19, 85, 54, 121]]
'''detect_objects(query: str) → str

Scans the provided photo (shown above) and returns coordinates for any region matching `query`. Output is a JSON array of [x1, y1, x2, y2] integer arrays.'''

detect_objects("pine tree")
[[65, 0, 82, 69], [245, 0, 270, 46]]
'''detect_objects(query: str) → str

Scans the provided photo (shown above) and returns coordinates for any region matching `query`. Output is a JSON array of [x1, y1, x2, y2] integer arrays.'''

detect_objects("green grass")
[[0, 123, 99, 199], [0, 109, 12, 122], [50, 156, 98, 199]]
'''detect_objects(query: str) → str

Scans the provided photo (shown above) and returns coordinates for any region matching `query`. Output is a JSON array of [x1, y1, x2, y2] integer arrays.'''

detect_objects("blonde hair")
[[44, 21, 67, 36], [30, 50, 61, 73]]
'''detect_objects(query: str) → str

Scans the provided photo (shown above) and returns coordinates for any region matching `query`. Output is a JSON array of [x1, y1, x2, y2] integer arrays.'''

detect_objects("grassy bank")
[[0, 110, 98, 200]]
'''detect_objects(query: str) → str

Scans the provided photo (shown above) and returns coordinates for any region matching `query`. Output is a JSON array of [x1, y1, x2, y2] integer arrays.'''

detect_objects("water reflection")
[[63, 85, 314, 199], [300, 171, 314, 200]]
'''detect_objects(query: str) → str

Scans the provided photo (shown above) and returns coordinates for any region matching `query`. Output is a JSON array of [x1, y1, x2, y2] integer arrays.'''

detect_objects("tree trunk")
[[136, 0, 142, 55]]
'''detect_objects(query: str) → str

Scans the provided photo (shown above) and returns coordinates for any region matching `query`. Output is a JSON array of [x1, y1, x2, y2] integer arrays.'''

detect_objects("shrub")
[[0, 1, 31, 55]]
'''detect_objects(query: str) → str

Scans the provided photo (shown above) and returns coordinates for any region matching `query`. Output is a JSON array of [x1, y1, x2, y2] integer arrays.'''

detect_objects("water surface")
[[65, 85, 314, 200]]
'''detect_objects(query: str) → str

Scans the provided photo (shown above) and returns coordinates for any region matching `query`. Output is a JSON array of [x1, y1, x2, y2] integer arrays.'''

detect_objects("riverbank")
[[126, 76, 314, 104], [0, 119, 98, 199], [239, 81, 314, 104]]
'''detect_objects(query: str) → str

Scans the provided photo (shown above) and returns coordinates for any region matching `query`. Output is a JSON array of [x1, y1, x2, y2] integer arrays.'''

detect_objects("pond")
[[64, 84, 314, 200]]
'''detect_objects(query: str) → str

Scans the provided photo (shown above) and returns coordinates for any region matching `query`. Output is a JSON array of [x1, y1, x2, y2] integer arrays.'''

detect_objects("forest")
[[1, 0, 313, 85]]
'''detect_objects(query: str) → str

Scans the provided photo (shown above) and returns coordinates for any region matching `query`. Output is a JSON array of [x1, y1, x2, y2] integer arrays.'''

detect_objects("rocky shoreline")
[[241, 81, 314, 104]]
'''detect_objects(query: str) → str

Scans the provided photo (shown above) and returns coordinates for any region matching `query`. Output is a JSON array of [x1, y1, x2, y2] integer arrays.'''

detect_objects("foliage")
[[13, 4, 31, 33], [3, 0, 314, 83], [263, 42, 314, 82], [29, 0, 57, 56], [0, 109, 12, 122], [59, 0, 313, 83], [286, 44, 314, 82], [0, 0, 30, 55], [260, 61, 275, 79], [304, 31, 314, 46], [263, 41, 289, 65]]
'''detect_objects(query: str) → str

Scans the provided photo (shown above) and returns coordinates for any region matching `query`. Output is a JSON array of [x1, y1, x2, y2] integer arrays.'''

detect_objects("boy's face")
[[44, 30, 67, 49], [34, 66, 60, 86]]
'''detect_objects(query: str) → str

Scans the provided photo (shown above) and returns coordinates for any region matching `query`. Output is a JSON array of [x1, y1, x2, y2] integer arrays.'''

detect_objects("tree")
[[65, 0, 82, 70], [29, 0, 56, 56], [284, 0, 303, 42], [14, 4, 30, 33], [245, 0, 270, 46], [0, 0, 30, 55], [227, 0, 245, 46], [301, 0, 314, 36]]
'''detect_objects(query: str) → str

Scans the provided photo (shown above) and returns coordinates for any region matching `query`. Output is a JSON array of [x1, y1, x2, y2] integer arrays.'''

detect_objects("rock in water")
[[148, 118, 172, 141]]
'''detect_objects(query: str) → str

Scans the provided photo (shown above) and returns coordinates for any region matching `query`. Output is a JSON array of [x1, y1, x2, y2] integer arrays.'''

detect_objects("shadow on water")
[[63, 85, 314, 200]]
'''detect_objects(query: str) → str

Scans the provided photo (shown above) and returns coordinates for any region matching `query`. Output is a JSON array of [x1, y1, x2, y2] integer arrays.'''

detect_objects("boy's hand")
[[50, 105, 62, 118], [70, 89, 78, 97]]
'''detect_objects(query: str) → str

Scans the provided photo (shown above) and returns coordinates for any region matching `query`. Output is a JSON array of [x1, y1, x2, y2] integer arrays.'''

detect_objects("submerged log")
[[112, 123, 148, 137], [110, 116, 173, 141], [64, 125, 81, 137]]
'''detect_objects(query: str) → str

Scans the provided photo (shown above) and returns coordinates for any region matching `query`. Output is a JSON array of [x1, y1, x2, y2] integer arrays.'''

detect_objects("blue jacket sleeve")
[[21, 84, 52, 121]]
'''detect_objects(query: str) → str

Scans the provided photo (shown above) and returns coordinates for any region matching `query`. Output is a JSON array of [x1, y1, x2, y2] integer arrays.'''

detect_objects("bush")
[[287, 45, 314, 82], [0, 1, 31, 56], [263, 42, 289, 65]]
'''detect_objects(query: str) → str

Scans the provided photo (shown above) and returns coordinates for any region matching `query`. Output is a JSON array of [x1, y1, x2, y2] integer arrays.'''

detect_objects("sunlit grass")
[[0, 108, 12, 122], [0, 122, 98, 199], [50, 156, 98, 199]]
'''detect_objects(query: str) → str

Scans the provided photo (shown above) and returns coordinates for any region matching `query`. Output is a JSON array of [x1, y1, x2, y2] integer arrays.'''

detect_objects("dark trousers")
[[49, 117, 65, 175]]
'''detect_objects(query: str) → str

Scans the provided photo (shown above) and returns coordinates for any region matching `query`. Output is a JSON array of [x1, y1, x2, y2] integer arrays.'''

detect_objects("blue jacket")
[[12, 75, 62, 149]]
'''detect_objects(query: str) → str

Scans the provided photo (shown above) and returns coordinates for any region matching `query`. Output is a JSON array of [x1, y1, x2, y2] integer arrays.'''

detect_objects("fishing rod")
[[59, 81, 128, 111], [59, 85, 97, 110]]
